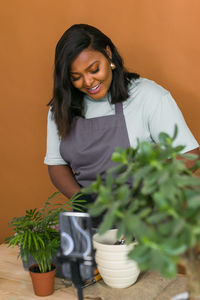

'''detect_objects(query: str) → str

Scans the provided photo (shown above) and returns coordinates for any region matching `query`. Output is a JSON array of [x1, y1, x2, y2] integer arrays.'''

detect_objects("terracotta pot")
[[29, 264, 56, 296], [21, 248, 64, 278]]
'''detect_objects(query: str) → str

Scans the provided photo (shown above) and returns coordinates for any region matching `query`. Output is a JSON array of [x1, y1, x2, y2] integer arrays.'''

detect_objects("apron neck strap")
[[115, 102, 123, 115]]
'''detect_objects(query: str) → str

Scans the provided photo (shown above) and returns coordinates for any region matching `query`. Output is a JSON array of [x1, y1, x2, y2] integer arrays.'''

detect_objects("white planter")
[[93, 229, 140, 288], [171, 292, 189, 300]]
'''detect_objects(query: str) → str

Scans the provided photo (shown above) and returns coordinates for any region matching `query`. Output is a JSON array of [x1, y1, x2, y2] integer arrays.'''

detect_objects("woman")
[[44, 24, 199, 202]]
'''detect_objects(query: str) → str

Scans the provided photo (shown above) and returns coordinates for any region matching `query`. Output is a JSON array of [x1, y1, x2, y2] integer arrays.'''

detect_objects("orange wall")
[[1, 0, 200, 243]]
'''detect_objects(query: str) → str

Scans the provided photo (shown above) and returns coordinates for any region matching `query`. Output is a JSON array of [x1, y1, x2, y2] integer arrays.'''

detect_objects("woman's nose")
[[83, 75, 94, 87]]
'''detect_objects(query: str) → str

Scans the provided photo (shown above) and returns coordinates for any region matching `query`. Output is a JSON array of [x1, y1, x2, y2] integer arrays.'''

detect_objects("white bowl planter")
[[171, 292, 189, 300], [93, 229, 140, 288]]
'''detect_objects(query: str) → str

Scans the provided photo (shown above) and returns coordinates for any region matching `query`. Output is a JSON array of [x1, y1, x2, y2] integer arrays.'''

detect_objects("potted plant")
[[83, 126, 200, 300], [5, 192, 84, 296], [92, 228, 140, 288]]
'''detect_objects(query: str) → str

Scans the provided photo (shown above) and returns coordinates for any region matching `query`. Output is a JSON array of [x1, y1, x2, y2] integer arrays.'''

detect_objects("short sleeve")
[[148, 92, 199, 153], [44, 109, 68, 165]]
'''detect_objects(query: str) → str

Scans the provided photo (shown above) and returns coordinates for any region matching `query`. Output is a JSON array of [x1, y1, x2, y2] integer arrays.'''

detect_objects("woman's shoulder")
[[124, 77, 171, 110], [129, 77, 169, 98]]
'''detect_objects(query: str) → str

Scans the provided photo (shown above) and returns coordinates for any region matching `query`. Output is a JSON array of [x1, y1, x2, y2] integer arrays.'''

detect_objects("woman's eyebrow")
[[70, 61, 99, 74]]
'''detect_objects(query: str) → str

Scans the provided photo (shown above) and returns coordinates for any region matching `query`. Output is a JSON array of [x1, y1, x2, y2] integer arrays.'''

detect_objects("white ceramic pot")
[[93, 229, 140, 288], [171, 292, 189, 300]]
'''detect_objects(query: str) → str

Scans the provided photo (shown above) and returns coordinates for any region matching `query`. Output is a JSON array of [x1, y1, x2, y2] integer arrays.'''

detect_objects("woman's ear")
[[106, 45, 112, 60]]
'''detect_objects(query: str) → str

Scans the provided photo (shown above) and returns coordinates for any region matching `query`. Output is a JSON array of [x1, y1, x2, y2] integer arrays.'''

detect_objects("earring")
[[110, 62, 116, 70]]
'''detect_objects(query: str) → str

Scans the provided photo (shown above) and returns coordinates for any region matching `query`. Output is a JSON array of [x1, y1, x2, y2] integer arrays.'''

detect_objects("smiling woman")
[[44, 24, 199, 228]]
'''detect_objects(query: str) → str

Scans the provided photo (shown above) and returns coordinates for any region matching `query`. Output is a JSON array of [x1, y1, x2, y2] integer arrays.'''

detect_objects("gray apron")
[[60, 101, 130, 188]]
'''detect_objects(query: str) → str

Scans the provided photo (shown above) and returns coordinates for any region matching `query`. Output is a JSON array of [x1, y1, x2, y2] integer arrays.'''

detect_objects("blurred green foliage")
[[83, 126, 200, 278]]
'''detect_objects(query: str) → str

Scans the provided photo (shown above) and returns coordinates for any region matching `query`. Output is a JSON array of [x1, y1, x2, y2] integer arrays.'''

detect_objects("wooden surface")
[[0, 244, 76, 300], [0, 244, 188, 300]]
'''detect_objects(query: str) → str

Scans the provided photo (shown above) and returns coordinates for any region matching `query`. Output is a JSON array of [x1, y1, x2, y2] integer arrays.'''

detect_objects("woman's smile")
[[86, 83, 102, 94]]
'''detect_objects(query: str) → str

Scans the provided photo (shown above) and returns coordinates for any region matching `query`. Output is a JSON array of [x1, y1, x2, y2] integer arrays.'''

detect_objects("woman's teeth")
[[89, 84, 100, 91], [87, 83, 102, 94]]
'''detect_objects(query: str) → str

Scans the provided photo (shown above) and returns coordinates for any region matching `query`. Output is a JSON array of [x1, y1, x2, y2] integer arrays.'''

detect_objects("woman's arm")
[[45, 109, 81, 198], [48, 165, 81, 198]]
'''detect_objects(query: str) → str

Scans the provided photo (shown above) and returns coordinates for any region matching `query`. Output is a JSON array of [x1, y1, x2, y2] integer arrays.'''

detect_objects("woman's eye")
[[91, 67, 99, 74], [71, 76, 80, 82]]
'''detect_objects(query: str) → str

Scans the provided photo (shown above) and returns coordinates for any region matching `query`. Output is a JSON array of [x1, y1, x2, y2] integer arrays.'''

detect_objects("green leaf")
[[181, 153, 198, 161], [116, 185, 130, 203], [158, 132, 171, 144], [89, 204, 106, 217], [112, 152, 123, 163], [47, 192, 60, 201], [37, 235, 45, 248], [150, 249, 177, 278], [8, 235, 20, 247], [182, 226, 195, 247], [28, 232, 32, 249], [147, 212, 167, 223], [138, 208, 151, 219], [128, 244, 150, 270], [172, 124, 178, 141], [116, 221, 126, 240], [22, 231, 28, 249], [172, 219, 185, 236], [161, 239, 187, 256], [105, 173, 114, 187], [32, 233, 39, 250], [98, 209, 116, 235], [187, 195, 200, 208]]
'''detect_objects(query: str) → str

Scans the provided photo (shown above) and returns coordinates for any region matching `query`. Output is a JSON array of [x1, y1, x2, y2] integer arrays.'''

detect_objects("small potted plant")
[[83, 126, 200, 300], [5, 192, 84, 296]]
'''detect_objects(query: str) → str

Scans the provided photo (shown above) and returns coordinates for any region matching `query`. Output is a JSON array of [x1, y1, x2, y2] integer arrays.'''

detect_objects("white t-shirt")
[[44, 78, 199, 165]]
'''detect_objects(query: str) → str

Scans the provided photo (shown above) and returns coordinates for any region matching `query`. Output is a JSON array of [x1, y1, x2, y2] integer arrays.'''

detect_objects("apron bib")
[[60, 102, 130, 187]]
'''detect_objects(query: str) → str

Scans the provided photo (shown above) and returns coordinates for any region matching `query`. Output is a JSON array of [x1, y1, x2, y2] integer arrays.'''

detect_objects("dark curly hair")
[[48, 24, 139, 138]]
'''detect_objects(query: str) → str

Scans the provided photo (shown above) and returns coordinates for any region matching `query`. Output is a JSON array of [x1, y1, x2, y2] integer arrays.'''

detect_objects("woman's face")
[[70, 47, 113, 100]]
